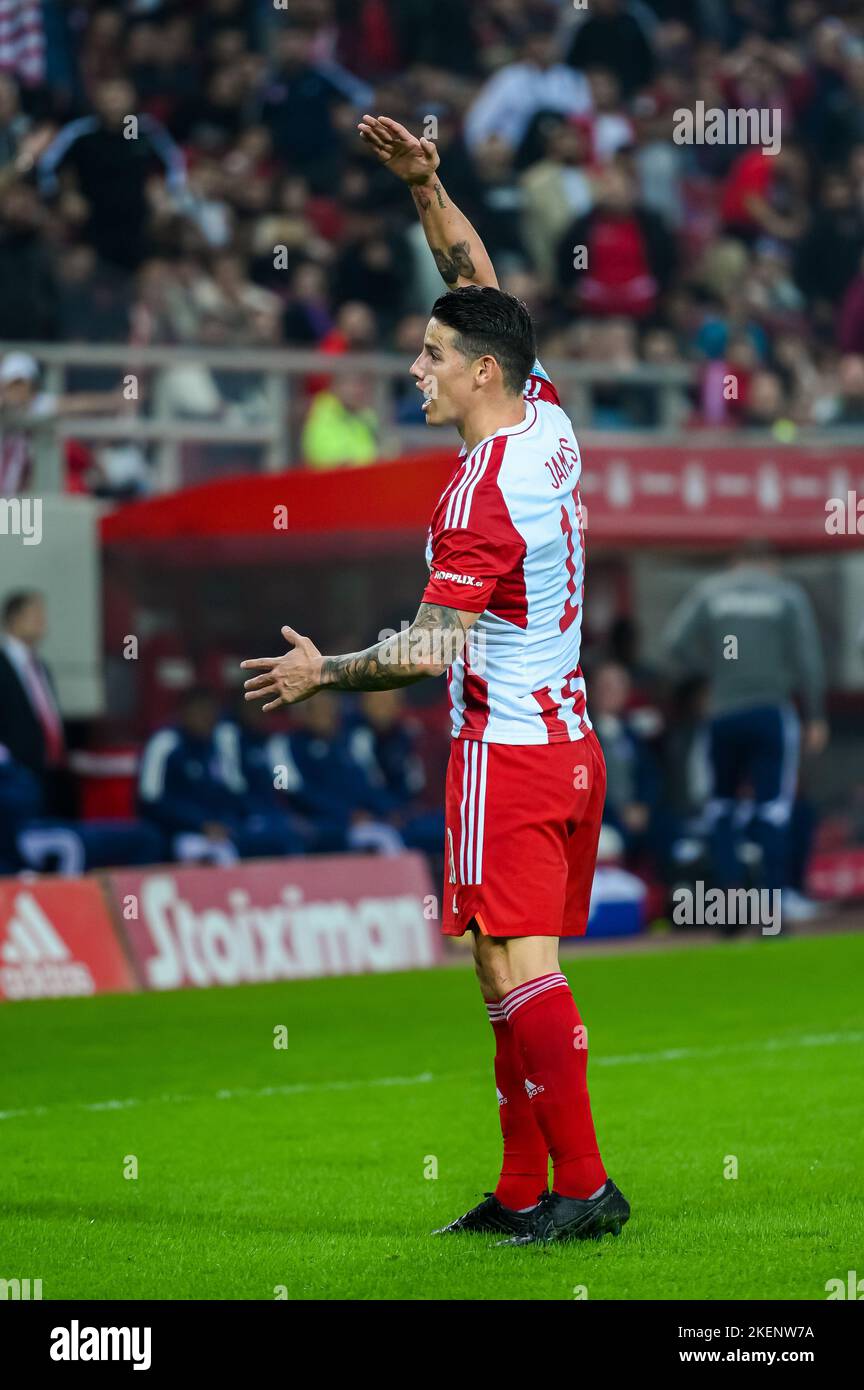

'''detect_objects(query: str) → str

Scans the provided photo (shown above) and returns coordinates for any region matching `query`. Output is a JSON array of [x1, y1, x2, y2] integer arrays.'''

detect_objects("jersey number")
[[559, 502, 582, 633]]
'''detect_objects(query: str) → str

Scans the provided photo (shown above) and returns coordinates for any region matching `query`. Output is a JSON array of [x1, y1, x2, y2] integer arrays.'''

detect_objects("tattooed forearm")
[[320, 603, 470, 691], [411, 181, 448, 215], [431, 240, 476, 286], [409, 172, 496, 286]]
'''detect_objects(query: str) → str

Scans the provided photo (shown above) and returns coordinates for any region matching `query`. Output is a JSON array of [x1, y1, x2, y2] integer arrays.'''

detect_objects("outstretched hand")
[[241, 626, 323, 711], [358, 114, 440, 185]]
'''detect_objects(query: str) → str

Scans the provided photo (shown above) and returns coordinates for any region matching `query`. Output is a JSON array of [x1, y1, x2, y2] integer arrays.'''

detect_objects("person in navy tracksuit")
[[137, 687, 300, 863], [589, 661, 661, 860], [345, 689, 444, 853], [283, 693, 405, 854], [215, 699, 325, 853], [0, 745, 166, 875], [0, 745, 43, 870]]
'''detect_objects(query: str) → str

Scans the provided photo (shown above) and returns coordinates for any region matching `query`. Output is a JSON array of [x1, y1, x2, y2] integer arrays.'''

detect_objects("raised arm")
[[358, 114, 498, 290]]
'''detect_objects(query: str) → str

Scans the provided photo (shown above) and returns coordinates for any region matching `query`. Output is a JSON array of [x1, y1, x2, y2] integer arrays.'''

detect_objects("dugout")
[[94, 443, 864, 889]]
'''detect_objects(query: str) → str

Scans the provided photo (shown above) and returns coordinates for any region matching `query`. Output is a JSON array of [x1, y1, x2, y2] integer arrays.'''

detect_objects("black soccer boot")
[[432, 1192, 542, 1237], [496, 1179, 630, 1246]]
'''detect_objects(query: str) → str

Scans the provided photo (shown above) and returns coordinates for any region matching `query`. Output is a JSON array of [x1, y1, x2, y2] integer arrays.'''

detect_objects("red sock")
[[501, 973, 607, 1200], [486, 1000, 549, 1210]]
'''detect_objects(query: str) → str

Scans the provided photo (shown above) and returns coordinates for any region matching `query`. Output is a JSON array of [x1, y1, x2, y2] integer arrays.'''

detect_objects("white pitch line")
[[0, 1032, 861, 1125]]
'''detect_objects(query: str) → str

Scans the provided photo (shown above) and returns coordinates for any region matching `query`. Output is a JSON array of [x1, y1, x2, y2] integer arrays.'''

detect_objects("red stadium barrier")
[[0, 878, 136, 1002], [806, 848, 864, 902], [101, 445, 864, 551], [104, 852, 441, 991]]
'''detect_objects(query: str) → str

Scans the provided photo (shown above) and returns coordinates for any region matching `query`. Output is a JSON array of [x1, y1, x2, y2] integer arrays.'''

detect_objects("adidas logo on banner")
[[0, 894, 93, 1000], [524, 1078, 545, 1099]]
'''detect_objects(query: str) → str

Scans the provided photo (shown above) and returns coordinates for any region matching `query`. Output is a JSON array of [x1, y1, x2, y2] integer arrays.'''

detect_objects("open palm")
[[358, 115, 440, 184]]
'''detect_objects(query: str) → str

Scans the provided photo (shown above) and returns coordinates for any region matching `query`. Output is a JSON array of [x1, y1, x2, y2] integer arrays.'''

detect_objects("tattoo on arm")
[[320, 603, 469, 692], [411, 181, 447, 215], [431, 240, 476, 285]]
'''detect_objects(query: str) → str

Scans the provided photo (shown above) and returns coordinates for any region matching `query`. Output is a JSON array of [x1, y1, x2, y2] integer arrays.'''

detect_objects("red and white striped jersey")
[[422, 362, 591, 745]]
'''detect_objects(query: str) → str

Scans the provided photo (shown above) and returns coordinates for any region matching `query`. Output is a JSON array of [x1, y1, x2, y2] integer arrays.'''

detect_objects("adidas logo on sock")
[[524, 1077, 545, 1099], [496, 1087, 507, 1108]]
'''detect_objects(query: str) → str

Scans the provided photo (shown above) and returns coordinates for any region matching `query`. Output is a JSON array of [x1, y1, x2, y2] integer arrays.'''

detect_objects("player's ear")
[[475, 354, 496, 386]]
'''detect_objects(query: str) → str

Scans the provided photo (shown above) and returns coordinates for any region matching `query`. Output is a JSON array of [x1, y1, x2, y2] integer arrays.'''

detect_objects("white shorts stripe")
[[459, 744, 472, 884], [465, 741, 479, 884], [474, 742, 489, 884]]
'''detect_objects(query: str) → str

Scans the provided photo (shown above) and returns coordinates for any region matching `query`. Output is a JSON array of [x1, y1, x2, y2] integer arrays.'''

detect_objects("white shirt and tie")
[[1, 633, 65, 765]]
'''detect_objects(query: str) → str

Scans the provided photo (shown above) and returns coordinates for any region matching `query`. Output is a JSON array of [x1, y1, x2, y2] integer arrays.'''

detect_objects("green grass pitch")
[[1, 932, 862, 1301]]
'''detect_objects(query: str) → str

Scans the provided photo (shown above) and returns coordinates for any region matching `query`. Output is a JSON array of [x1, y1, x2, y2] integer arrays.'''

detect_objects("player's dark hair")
[[2, 589, 42, 626], [431, 286, 536, 396]]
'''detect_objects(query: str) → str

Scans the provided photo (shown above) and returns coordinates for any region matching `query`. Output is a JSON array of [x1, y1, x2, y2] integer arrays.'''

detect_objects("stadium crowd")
[[2, 0, 864, 489]]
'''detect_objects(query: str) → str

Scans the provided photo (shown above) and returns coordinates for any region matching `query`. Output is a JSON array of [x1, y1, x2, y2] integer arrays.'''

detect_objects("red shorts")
[[441, 728, 606, 939]]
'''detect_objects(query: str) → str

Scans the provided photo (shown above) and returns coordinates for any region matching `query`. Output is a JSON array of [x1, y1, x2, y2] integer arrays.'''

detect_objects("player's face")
[[410, 318, 473, 427]]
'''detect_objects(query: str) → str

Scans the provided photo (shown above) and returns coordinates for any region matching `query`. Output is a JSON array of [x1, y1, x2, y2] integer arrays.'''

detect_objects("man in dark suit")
[[0, 589, 65, 813]]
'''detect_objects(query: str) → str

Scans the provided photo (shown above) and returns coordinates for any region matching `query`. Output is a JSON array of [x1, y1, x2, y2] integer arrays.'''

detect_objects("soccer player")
[[241, 116, 630, 1246]]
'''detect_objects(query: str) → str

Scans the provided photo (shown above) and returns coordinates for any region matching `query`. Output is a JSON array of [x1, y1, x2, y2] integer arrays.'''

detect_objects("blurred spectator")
[[190, 250, 282, 345], [137, 686, 300, 864], [0, 72, 31, 167], [302, 374, 379, 469], [837, 252, 864, 354], [795, 170, 864, 325], [606, 615, 660, 700], [822, 353, 864, 425], [0, 590, 64, 810], [37, 77, 186, 271], [0, 745, 165, 874], [464, 23, 591, 156], [282, 261, 334, 346], [662, 544, 828, 917], [0, 0, 45, 87], [257, 21, 373, 189], [464, 134, 525, 270], [288, 694, 405, 854], [392, 312, 429, 424], [0, 180, 58, 340], [214, 697, 326, 856], [346, 689, 444, 852], [740, 368, 796, 434], [0, 741, 44, 870], [0, 350, 137, 495], [590, 660, 660, 857], [557, 164, 674, 320], [565, 0, 655, 99], [520, 118, 594, 286], [720, 145, 809, 246], [581, 67, 635, 162], [319, 299, 378, 357]]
